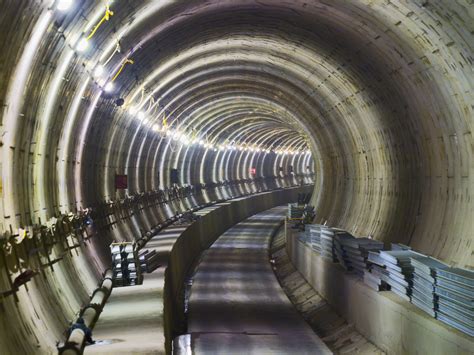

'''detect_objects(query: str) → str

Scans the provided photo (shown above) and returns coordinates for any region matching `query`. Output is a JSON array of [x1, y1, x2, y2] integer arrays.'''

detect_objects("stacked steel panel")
[[434, 268, 474, 336], [138, 249, 161, 273], [409, 255, 448, 317], [378, 250, 421, 302], [338, 238, 384, 277], [111, 243, 142, 287], [307, 224, 322, 253], [333, 233, 356, 271], [294, 222, 474, 337], [320, 228, 341, 262], [364, 268, 390, 291], [365, 251, 392, 291], [288, 203, 305, 219]]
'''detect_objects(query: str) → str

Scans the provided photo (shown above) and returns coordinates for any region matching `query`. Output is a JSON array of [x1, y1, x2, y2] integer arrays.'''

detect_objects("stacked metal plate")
[[379, 250, 421, 302], [391, 243, 411, 251], [365, 262, 391, 291], [306, 224, 322, 253], [111, 242, 142, 287], [297, 230, 311, 245], [409, 255, 448, 317], [339, 238, 384, 277], [288, 203, 305, 219], [434, 267, 474, 336], [367, 251, 386, 267], [319, 227, 339, 262], [333, 233, 356, 271], [363, 268, 388, 291], [138, 249, 161, 273]]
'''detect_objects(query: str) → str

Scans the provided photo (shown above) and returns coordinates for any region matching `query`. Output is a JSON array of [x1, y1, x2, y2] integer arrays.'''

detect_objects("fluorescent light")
[[76, 38, 89, 52], [94, 65, 104, 78], [152, 124, 160, 132], [104, 82, 114, 92], [57, 0, 73, 11], [137, 111, 145, 120]]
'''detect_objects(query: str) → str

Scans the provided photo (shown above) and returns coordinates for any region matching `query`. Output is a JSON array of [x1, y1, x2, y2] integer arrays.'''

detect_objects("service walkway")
[[85, 225, 188, 354], [187, 206, 332, 354]]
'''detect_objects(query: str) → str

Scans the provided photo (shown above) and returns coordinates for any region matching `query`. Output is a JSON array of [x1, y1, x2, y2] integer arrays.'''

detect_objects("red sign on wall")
[[115, 174, 128, 189]]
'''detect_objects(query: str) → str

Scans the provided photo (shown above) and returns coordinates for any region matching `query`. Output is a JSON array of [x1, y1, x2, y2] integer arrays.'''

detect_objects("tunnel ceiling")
[[0, 0, 473, 267]]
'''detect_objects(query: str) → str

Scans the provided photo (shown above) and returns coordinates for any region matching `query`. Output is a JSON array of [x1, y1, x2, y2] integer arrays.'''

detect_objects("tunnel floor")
[[186, 206, 331, 354]]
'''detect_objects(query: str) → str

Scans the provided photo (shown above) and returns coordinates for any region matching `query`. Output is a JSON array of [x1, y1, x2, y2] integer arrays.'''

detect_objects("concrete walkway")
[[187, 206, 332, 354], [85, 225, 188, 354]]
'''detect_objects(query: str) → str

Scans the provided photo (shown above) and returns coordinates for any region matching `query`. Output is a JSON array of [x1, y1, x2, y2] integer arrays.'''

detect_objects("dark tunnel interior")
[[0, 0, 472, 353]]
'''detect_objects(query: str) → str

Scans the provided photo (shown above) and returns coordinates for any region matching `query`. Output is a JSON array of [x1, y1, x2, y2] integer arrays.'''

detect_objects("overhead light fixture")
[[104, 82, 114, 93], [94, 65, 105, 78], [76, 38, 89, 52], [152, 124, 160, 132], [137, 111, 145, 120], [56, 0, 73, 11]]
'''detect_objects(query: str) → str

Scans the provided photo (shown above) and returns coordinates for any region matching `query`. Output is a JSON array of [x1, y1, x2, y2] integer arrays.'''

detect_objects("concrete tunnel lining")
[[0, 0, 473, 353]]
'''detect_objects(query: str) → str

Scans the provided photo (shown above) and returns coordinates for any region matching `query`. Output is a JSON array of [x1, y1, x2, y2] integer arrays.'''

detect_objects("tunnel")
[[0, 0, 473, 354]]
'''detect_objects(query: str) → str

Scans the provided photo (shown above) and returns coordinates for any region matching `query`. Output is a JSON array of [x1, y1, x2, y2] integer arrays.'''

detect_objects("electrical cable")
[[86, 3, 114, 40]]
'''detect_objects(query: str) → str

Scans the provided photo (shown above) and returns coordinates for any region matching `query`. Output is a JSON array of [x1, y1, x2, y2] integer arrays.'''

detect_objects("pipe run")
[[58, 269, 113, 354]]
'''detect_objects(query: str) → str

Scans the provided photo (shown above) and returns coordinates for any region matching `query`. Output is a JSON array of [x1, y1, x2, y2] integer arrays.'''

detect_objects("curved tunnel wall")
[[0, 0, 472, 353]]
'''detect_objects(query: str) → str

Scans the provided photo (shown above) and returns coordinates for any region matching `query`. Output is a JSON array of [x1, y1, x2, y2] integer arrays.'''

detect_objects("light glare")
[[104, 82, 114, 92], [94, 65, 104, 78], [76, 38, 89, 52], [57, 0, 73, 11]]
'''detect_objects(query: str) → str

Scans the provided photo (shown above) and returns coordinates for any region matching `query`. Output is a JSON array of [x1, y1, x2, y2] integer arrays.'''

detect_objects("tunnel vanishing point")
[[0, 1, 473, 354]]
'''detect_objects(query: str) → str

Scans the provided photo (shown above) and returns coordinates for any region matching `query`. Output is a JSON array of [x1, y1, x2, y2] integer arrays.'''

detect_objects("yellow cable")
[[111, 59, 134, 82], [86, 4, 114, 40], [162, 114, 168, 129]]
